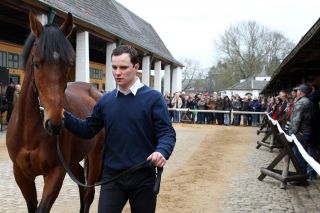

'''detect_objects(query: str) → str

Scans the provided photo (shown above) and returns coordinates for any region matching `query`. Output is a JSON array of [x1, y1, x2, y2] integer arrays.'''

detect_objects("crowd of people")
[[164, 83, 320, 181], [163, 91, 266, 126], [268, 84, 320, 182]]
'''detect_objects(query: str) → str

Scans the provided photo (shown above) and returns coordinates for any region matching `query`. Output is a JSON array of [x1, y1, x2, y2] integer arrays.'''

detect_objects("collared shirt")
[[117, 77, 144, 96]]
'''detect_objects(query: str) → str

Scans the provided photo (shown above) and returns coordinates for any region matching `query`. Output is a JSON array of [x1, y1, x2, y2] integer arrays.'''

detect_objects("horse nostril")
[[45, 119, 62, 136], [45, 119, 51, 131]]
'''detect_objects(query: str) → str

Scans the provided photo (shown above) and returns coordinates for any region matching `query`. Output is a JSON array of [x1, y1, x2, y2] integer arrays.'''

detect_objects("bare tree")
[[180, 58, 200, 91], [215, 20, 295, 80], [208, 61, 237, 91]]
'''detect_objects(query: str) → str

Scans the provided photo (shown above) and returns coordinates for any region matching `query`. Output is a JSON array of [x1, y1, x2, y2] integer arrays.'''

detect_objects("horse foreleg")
[[37, 167, 66, 213], [13, 164, 38, 213], [83, 150, 103, 213], [71, 163, 86, 213], [71, 161, 98, 213]]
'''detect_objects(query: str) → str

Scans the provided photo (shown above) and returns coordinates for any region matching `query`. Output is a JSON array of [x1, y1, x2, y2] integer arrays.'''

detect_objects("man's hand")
[[147, 152, 166, 168]]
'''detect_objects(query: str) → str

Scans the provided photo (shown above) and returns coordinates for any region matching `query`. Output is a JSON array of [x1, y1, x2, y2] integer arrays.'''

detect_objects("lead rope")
[[56, 135, 163, 194]]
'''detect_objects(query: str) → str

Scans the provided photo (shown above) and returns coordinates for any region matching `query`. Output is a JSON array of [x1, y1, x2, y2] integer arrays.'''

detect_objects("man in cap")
[[289, 83, 315, 181]]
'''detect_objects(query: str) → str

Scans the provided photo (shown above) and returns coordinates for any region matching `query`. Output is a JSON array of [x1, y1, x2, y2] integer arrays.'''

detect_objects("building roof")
[[255, 66, 268, 77], [227, 78, 269, 90], [261, 17, 320, 94], [38, 0, 182, 66]]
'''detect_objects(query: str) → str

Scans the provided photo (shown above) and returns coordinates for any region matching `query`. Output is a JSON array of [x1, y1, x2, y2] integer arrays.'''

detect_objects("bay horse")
[[6, 12, 104, 212]]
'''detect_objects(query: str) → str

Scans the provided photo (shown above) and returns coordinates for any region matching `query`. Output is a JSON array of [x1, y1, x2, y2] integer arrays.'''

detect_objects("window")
[[90, 68, 103, 80], [8, 53, 19, 69], [0, 51, 7, 67], [19, 54, 24, 69], [10, 75, 20, 84]]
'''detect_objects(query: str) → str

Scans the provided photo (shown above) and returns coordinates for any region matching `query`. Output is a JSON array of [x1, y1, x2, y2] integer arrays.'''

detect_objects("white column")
[[172, 67, 182, 93], [154, 60, 161, 92], [37, 14, 47, 25], [76, 31, 90, 82], [105, 42, 116, 92], [164, 64, 171, 94], [177, 67, 182, 92], [142, 56, 150, 86]]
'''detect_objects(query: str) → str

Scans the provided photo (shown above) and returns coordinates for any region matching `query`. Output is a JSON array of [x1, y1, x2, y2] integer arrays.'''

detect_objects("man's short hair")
[[112, 45, 139, 65]]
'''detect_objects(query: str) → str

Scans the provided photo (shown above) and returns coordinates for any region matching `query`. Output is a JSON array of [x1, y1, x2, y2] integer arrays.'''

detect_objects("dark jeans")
[[197, 112, 205, 124], [233, 114, 240, 125], [247, 114, 252, 126], [292, 133, 311, 175], [6, 102, 13, 122], [216, 113, 224, 125], [98, 167, 157, 213]]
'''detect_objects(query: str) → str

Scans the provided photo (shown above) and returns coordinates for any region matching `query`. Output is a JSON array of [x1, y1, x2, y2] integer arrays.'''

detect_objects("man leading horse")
[[63, 45, 176, 212]]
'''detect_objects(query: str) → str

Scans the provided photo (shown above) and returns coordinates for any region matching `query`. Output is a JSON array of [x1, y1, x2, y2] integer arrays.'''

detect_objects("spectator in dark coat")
[[5, 78, 15, 122], [216, 96, 224, 125], [223, 96, 232, 125], [232, 95, 242, 125], [250, 96, 261, 126], [290, 84, 316, 180]]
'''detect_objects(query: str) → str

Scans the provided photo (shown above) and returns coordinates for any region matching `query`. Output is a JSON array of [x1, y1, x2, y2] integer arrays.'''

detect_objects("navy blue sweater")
[[64, 86, 176, 170]]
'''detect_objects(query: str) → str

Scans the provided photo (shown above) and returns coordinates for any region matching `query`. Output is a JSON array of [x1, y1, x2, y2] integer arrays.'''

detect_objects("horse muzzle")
[[45, 118, 65, 136]]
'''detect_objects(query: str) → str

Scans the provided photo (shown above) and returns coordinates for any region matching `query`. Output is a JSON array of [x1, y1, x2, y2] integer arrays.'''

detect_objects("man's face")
[[297, 90, 303, 97], [279, 92, 286, 101], [291, 91, 297, 98], [112, 53, 139, 90]]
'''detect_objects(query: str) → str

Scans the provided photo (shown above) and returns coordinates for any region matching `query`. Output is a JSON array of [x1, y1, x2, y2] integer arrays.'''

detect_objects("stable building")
[[0, 0, 183, 93], [262, 17, 320, 94]]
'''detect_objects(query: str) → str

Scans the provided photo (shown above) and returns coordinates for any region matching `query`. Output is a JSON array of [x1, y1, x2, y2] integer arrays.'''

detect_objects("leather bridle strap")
[[56, 135, 163, 194]]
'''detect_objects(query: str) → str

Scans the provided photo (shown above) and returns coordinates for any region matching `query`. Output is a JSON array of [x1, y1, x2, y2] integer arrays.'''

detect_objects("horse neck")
[[16, 61, 41, 121]]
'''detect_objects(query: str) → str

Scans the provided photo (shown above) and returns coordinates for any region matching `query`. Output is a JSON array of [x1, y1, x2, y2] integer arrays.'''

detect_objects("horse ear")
[[60, 13, 73, 38], [29, 12, 43, 38]]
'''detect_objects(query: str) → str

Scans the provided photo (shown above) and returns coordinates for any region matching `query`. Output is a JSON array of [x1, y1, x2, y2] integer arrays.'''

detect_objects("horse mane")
[[22, 24, 75, 68], [22, 33, 35, 67]]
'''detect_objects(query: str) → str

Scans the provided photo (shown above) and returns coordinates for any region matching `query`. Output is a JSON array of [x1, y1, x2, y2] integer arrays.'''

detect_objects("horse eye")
[[34, 63, 40, 69]]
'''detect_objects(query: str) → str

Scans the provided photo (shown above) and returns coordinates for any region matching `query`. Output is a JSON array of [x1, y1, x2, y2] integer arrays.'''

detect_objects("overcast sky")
[[116, 0, 320, 68]]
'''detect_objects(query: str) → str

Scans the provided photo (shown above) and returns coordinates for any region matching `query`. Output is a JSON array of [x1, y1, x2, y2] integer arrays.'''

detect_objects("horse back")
[[63, 82, 104, 163], [64, 82, 102, 118]]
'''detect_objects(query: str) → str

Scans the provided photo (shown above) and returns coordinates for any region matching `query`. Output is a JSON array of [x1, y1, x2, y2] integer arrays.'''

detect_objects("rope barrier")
[[265, 113, 320, 176]]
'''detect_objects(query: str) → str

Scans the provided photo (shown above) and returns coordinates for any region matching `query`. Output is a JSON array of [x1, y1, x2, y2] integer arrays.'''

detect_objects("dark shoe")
[[288, 181, 309, 186], [308, 175, 317, 181]]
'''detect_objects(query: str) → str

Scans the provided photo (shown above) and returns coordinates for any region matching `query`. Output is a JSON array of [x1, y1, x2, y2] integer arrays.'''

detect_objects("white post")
[[142, 56, 150, 86], [37, 14, 47, 25], [172, 67, 179, 93], [105, 42, 116, 92], [172, 67, 182, 92], [76, 31, 90, 82], [154, 60, 161, 92], [164, 64, 171, 94]]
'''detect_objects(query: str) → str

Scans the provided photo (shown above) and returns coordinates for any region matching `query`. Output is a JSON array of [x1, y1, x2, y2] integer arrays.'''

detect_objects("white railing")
[[168, 108, 267, 115], [266, 114, 320, 175]]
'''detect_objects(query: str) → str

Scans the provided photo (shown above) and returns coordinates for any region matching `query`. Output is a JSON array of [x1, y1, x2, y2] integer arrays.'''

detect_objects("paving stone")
[[223, 134, 320, 212]]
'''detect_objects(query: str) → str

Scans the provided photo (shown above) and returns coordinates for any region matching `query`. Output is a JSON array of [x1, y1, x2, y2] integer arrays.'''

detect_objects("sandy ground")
[[0, 124, 256, 212]]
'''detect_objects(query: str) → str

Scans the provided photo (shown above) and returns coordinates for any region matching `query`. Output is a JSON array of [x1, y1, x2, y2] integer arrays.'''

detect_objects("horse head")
[[29, 12, 75, 135]]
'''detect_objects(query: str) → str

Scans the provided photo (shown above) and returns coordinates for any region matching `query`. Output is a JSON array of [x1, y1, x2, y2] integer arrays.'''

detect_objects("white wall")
[[221, 90, 261, 98], [255, 76, 271, 81]]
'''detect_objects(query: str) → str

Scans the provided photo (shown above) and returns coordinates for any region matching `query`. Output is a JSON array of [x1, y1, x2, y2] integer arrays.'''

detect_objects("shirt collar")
[[116, 77, 144, 96]]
